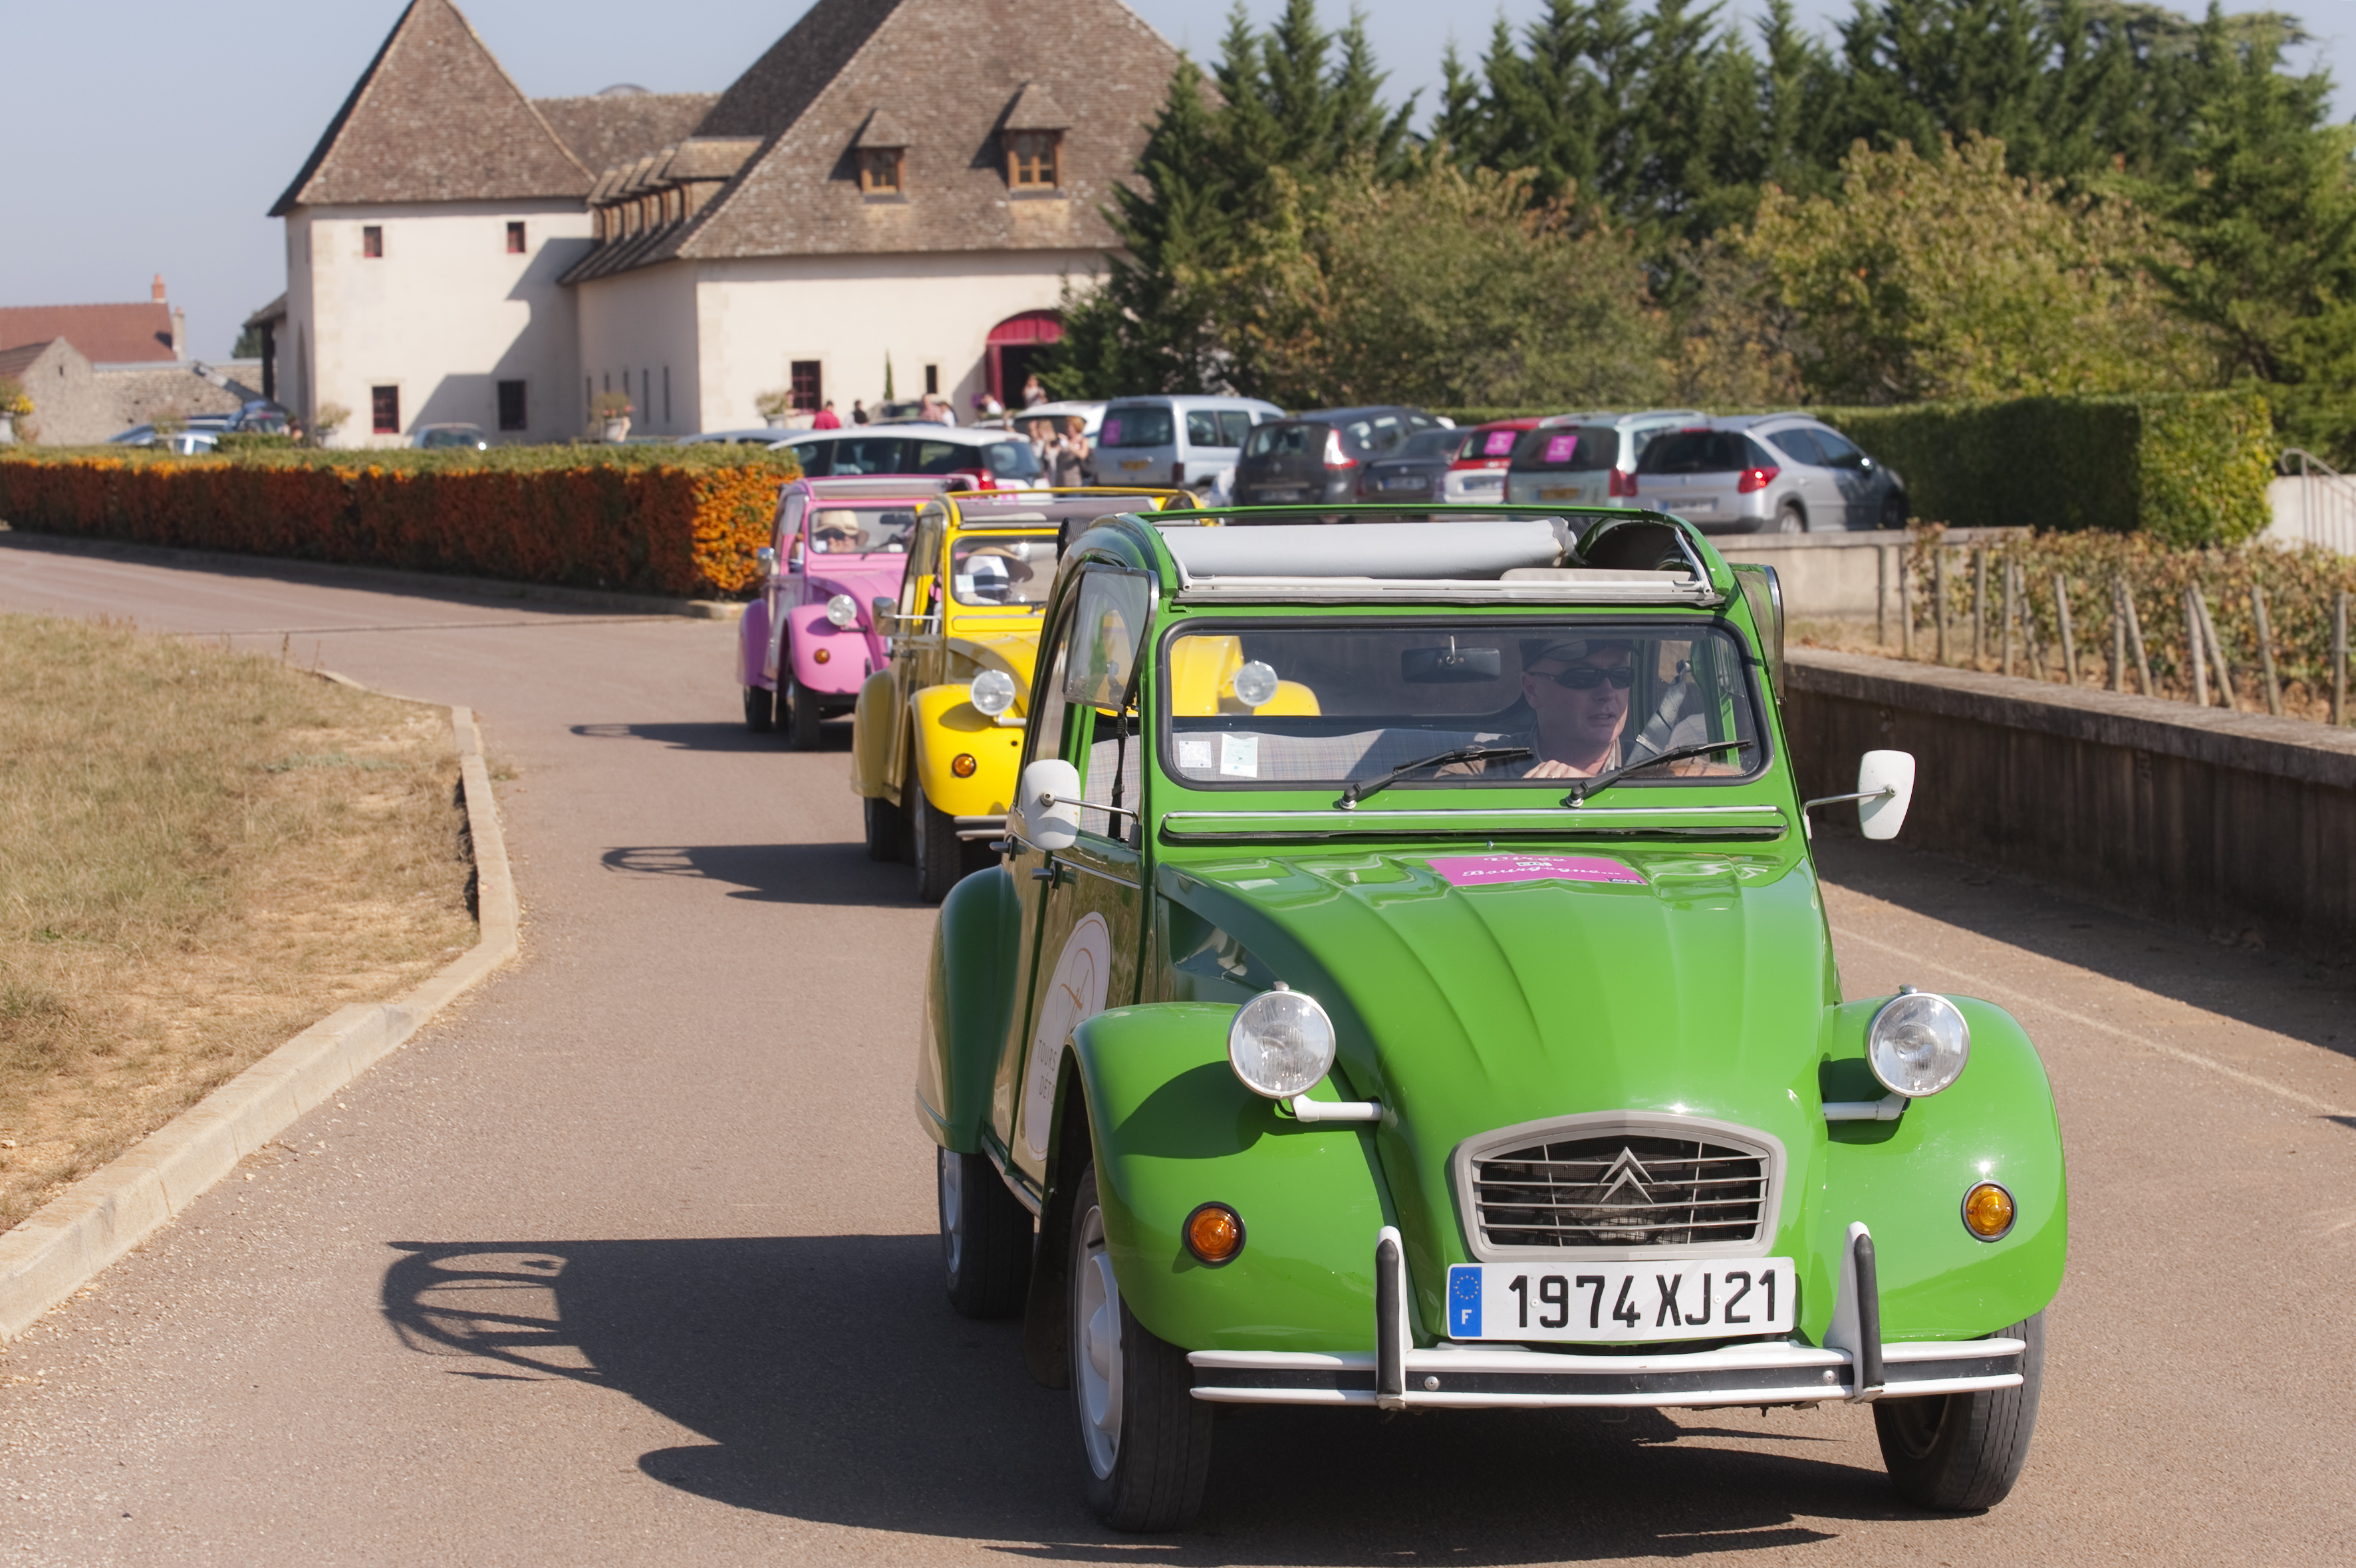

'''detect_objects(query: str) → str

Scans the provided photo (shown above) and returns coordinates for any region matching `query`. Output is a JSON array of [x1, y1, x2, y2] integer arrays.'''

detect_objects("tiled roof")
[[245, 294, 289, 329], [270, 0, 589, 214], [561, 0, 1177, 283], [534, 92, 718, 178], [0, 341, 57, 381], [0, 303, 176, 364]]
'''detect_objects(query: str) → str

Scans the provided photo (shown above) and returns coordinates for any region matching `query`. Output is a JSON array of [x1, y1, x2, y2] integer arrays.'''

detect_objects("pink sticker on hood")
[[1428, 854, 1646, 887]]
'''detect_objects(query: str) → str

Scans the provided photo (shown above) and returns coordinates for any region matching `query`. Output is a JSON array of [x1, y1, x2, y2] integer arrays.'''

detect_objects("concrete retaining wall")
[[1719, 528, 2023, 622], [1785, 648, 2356, 964]]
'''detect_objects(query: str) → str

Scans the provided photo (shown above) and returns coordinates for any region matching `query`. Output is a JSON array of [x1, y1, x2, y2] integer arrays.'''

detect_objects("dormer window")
[[852, 110, 912, 201], [859, 147, 904, 195], [1007, 131, 1059, 191]]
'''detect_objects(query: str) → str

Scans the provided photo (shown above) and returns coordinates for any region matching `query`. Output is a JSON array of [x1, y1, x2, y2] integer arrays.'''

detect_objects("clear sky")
[[1, 0, 2346, 363]]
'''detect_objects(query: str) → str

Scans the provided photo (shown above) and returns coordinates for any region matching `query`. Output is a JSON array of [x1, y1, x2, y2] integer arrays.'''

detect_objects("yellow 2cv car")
[[853, 488, 1188, 901]]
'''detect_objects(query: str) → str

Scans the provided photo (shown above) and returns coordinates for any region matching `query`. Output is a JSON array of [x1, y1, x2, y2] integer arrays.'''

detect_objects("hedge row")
[[1434, 388, 2276, 547], [0, 446, 800, 598]]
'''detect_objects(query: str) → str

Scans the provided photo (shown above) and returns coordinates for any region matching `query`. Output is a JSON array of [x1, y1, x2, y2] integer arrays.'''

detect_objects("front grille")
[[1472, 1132, 1767, 1249]]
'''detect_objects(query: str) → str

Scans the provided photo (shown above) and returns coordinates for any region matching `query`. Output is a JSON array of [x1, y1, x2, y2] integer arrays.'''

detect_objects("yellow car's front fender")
[[910, 685, 1025, 817], [851, 670, 898, 802]]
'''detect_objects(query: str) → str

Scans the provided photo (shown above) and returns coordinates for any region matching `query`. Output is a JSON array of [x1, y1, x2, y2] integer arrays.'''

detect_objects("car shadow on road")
[[381, 1235, 1938, 1561], [600, 843, 919, 907], [1814, 832, 2356, 1074], [571, 720, 852, 753]]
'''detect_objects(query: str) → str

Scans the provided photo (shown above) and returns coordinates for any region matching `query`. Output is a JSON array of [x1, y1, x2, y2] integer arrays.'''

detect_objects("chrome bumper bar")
[[953, 815, 1007, 842], [1188, 1337, 2025, 1410], [1188, 1222, 2024, 1411]]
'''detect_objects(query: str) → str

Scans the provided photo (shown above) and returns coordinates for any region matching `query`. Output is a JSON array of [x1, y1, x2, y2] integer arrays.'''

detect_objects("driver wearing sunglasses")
[[1440, 636, 1633, 780]]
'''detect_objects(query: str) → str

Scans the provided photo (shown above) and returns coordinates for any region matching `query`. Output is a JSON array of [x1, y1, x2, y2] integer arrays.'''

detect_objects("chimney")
[[152, 274, 168, 302]]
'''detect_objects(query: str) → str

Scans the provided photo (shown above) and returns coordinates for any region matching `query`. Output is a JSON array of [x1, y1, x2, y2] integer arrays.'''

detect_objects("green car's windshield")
[[1159, 620, 1764, 790]]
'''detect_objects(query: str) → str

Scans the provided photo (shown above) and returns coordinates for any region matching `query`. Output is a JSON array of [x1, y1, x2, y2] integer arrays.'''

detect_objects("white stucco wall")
[[632, 249, 1102, 434], [575, 261, 704, 437], [290, 199, 594, 447]]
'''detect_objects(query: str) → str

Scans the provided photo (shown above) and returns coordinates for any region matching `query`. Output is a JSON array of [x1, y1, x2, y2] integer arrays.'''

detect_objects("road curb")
[[0, 704, 521, 1341], [0, 527, 745, 621]]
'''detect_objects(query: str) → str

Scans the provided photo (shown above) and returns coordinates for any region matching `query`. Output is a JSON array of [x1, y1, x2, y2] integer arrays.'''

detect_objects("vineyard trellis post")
[[2251, 585, 2283, 717], [2002, 561, 2019, 677], [2194, 587, 2238, 710], [1972, 549, 1988, 666], [2186, 588, 2210, 708], [2109, 580, 2126, 692], [2335, 591, 2349, 727], [2055, 573, 2077, 686], [1934, 549, 1950, 665]]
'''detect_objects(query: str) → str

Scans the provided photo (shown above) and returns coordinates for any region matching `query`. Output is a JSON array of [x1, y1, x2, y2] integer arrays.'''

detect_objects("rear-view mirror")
[[1402, 644, 1502, 683], [1858, 750, 1916, 840], [1020, 758, 1083, 852], [870, 596, 895, 626]]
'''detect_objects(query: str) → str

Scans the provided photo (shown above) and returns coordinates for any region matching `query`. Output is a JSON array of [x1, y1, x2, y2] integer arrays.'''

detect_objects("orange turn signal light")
[[813, 647, 831, 664], [950, 752, 978, 778], [1962, 1182, 2016, 1241], [1183, 1202, 1245, 1266]]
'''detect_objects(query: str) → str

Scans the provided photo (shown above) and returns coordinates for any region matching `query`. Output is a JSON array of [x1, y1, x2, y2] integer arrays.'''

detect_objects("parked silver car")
[[1636, 415, 1908, 533], [1094, 394, 1287, 490], [1502, 409, 1704, 509]]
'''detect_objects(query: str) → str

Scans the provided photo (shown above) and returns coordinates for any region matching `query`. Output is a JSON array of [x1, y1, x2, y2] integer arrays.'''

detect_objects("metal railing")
[[2275, 449, 2356, 555]]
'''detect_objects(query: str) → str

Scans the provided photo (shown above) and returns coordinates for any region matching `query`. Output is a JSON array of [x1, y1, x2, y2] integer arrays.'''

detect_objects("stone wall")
[[7, 340, 245, 446], [1785, 648, 2356, 964]]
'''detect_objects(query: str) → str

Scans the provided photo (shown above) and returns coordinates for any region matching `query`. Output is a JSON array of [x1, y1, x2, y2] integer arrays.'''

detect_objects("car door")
[[1760, 426, 1846, 529], [764, 491, 809, 682], [1807, 426, 1878, 527], [884, 503, 949, 803], [995, 567, 1153, 1187]]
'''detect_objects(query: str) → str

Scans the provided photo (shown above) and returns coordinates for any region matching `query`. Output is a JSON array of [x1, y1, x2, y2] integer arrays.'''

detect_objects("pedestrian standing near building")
[[812, 399, 842, 430], [851, 400, 868, 425], [1021, 372, 1047, 409], [1053, 414, 1091, 485]]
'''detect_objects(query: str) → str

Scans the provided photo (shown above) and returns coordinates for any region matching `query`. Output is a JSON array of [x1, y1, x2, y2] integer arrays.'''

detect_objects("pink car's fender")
[[739, 597, 775, 690], [783, 604, 878, 698]]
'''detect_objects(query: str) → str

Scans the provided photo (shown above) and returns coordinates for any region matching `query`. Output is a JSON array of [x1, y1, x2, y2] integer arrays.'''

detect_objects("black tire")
[[914, 783, 989, 903], [1880, 491, 1910, 530], [1874, 1313, 2045, 1510], [785, 678, 825, 750], [862, 795, 904, 862], [1773, 499, 1806, 534], [741, 684, 775, 733], [938, 1146, 1033, 1318], [1068, 1164, 1214, 1531]]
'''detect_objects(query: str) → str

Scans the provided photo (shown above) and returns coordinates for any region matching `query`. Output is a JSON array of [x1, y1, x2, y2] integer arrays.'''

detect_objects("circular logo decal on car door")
[[1021, 912, 1111, 1162]]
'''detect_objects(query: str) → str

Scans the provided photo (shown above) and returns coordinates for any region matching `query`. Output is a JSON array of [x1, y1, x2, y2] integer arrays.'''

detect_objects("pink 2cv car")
[[740, 475, 955, 747]]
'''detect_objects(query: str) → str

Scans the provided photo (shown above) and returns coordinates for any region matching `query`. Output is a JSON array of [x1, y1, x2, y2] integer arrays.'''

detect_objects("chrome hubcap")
[[1075, 1202, 1123, 1479]]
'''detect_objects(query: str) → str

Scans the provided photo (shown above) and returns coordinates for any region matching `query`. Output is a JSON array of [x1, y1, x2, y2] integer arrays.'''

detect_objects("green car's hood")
[[1160, 845, 1837, 1277]]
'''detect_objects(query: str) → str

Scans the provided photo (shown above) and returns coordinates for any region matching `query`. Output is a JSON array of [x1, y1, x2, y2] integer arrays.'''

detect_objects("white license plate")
[[1664, 496, 1716, 513], [1261, 487, 1307, 501], [1380, 475, 1428, 491], [1446, 1258, 1795, 1343]]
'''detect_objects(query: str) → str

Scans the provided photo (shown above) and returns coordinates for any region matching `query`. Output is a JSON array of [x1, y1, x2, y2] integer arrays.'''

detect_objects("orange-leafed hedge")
[[0, 447, 801, 599]]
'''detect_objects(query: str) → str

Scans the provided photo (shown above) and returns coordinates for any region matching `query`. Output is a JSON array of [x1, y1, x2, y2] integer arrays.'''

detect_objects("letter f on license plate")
[[1445, 1259, 1796, 1343]]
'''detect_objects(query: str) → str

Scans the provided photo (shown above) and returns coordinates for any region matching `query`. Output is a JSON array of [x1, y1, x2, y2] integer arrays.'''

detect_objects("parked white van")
[[1093, 395, 1287, 490]]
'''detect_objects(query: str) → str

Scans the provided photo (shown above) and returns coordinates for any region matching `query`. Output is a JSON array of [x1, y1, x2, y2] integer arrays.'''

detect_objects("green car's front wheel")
[[1069, 1163, 1212, 1531], [937, 1147, 1031, 1318], [1875, 1313, 2045, 1509]]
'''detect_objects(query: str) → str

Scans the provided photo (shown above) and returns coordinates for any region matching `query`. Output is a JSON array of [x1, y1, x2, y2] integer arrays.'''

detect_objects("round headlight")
[[1228, 984, 1337, 1100], [825, 593, 859, 628], [1231, 660, 1279, 709], [1867, 989, 1971, 1097], [970, 667, 1017, 717]]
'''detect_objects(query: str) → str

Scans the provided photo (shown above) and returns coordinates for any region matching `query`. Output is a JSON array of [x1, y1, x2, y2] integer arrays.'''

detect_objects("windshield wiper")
[[1337, 745, 1532, 810], [1563, 738, 1756, 807]]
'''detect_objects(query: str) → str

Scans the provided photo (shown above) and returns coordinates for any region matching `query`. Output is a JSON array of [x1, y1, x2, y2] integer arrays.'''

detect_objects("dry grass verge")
[[0, 616, 475, 1232]]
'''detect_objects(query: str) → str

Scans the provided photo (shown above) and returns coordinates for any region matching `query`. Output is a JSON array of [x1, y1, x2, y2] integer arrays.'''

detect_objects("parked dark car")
[[1234, 406, 1444, 505], [1355, 426, 1470, 501]]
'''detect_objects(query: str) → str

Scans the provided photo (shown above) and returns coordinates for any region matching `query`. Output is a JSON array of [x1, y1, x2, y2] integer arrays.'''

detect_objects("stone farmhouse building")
[[0, 279, 260, 444], [267, 0, 1177, 446]]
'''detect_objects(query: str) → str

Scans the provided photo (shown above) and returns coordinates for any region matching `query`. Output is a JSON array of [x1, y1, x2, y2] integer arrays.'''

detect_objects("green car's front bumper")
[[1187, 1224, 2031, 1411]]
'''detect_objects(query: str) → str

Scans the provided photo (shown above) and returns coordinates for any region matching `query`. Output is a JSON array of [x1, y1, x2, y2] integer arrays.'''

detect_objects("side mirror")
[[870, 596, 895, 627], [1019, 758, 1082, 852], [755, 546, 777, 576], [1857, 750, 1915, 840]]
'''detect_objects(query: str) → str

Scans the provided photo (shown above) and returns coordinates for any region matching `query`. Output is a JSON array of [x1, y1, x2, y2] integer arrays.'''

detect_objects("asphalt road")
[[3, 535, 2351, 1566]]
